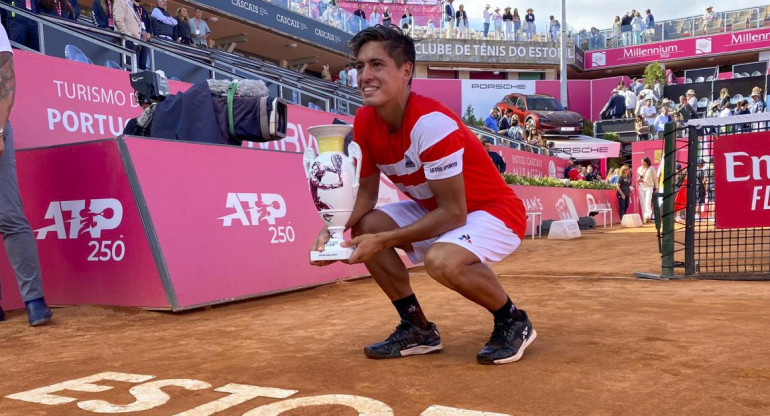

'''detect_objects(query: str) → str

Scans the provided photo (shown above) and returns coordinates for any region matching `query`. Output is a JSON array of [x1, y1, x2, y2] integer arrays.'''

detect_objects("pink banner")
[[491, 144, 569, 177], [10, 50, 188, 149], [512, 185, 620, 234], [411, 79, 463, 116], [124, 137, 370, 309], [585, 27, 770, 70], [0, 140, 167, 310], [245, 105, 353, 155], [713, 132, 770, 229]]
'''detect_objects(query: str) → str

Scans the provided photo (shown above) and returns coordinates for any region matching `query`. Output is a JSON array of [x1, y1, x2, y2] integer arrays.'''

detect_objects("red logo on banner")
[[713, 132, 770, 229]]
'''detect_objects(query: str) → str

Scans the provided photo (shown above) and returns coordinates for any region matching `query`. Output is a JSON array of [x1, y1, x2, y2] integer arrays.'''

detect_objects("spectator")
[[569, 164, 585, 181], [585, 165, 599, 182], [601, 89, 626, 119], [38, 0, 78, 20], [611, 16, 621, 46], [631, 11, 643, 44], [3, 0, 40, 51], [151, 0, 177, 41], [633, 78, 645, 96], [676, 94, 697, 122], [455, 4, 468, 38], [491, 7, 502, 40], [548, 15, 559, 42], [606, 168, 619, 185], [653, 79, 664, 100], [426, 19, 436, 37], [381, 6, 391, 26], [620, 11, 632, 45], [506, 118, 524, 141], [114, 0, 142, 67], [644, 9, 654, 35], [512, 8, 521, 41], [703, 6, 716, 22], [636, 156, 657, 223], [92, 0, 116, 29], [615, 165, 631, 218], [563, 157, 577, 179], [369, 6, 381, 27], [717, 87, 730, 110], [497, 108, 513, 134], [132, 0, 152, 70], [174, 7, 192, 45], [640, 98, 657, 125], [736, 99, 751, 131], [636, 83, 657, 114], [189, 8, 211, 48], [483, 140, 506, 173], [654, 104, 673, 139], [0, 24, 53, 327], [482, 108, 499, 133], [502, 6, 512, 40], [482, 4, 490, 39], [634, 114, 650, 140], [321, 63, 332, 81], [624, 84, 636, 118], [348, 63, 358, 88], [352, 2, 366, 32], [707, 101, 720, 118], [338, 63, 349, 86], [524, 8, 534, 41], [444, 0, 454, 38], [750, 87, 765, 113], [685, 89, 698, 109]]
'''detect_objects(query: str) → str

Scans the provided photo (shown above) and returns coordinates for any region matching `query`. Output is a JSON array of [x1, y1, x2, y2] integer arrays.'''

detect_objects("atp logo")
[[34, 199, 124, 240], [219, 193, 287, 227]]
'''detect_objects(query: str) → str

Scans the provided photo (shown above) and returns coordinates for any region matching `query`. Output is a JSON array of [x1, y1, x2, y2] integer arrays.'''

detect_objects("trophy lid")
[[307, 124, 353, 140]]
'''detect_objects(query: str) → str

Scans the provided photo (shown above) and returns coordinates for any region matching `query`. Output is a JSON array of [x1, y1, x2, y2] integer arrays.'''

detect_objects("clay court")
[[2, 225, 770, 416]]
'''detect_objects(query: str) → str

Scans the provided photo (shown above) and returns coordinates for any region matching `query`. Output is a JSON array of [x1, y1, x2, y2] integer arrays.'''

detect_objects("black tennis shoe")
[[477, 310, 536, 365], [364, 320, 443, 359]]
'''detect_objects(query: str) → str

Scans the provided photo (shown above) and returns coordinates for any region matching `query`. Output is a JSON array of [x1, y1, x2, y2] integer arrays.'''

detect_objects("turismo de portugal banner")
[[713, 132, 770, 229]]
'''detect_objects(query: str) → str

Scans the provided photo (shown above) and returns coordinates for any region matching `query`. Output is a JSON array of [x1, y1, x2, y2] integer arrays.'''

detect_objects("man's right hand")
[[309, 227, 336, 267]]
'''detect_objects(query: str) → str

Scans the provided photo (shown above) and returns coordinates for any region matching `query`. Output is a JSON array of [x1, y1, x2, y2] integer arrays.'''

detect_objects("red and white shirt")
[[353, 92, 526, 238]]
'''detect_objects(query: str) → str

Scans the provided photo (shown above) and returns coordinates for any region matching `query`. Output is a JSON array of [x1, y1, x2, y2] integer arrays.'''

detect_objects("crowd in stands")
[[1, 0, 212, 69], [481, 107, 558, 156], [600, 78, 767, 140]]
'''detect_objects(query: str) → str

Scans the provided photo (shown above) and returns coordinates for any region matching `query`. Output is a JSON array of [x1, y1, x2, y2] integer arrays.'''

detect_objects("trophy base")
[[310, 247, 354, 261]]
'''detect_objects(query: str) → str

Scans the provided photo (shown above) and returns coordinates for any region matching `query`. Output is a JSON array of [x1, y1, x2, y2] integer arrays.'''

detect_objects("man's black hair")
[[348, 25, 416, 70]]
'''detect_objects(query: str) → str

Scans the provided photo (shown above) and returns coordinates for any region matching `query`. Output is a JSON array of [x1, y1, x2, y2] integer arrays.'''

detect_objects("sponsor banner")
[[550, 136, 621, 159], [124, 137, 372, 308], [491, 144, 569, 177], [460, 79, 536, 121], [416, 39, 575, 65], [512, 185, 620, 234], [196, 0, 350, 52], [0, 140, 168, 310], [585, 27, 770, 70], [10, 50, 189, 150], [713, 132, 770, 229], [411, 79, 463, 115]]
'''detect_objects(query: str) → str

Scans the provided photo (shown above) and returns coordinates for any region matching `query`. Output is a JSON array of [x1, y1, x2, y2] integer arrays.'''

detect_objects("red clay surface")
[[2, 225, 770, 416]]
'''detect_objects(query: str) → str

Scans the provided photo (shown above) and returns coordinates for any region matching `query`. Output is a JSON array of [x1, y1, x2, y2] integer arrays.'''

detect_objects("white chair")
[[695, 76, 705, 83], [685, 78, 693, 83], [733, 73, 743, 78], [752, 71, 763, 77]]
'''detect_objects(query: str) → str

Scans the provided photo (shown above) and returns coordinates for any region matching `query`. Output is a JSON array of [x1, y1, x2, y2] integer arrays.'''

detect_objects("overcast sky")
[[456, 0, 769, 33]]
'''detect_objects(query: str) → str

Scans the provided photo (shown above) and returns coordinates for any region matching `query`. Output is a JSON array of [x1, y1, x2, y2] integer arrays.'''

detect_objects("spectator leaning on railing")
[[483, 108, 499, 133], [151, 0, 177, 41], [482, 4, 490, 38], [92, 0, 115, 30], [750, 87, 765, 113], [189, 8, 210, 48]]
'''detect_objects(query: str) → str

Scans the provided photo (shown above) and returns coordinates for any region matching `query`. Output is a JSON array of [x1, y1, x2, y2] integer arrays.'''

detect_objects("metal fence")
[[651, 114, 770, 280]]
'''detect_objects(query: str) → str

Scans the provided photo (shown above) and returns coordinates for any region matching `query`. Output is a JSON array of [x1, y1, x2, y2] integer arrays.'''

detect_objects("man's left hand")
[[342, 233, 387, 264]]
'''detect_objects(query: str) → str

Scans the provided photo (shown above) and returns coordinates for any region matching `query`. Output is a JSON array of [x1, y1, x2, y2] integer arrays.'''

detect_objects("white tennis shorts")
[[376, 200, 522, 265]]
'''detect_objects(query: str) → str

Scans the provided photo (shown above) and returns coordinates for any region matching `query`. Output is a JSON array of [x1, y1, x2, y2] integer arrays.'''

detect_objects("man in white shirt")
[[653, 104, 672, 139], [0, 25, 53, 326], [348, 65, 358, 88], [482, 4, 491, 39], [640, 98, 657, 125], [703, 6, 716, 22]]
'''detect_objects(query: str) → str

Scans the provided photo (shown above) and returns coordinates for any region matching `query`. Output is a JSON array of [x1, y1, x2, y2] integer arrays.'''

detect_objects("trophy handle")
[[303, 147, 317, 177], [347, 141, 363, 193]]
